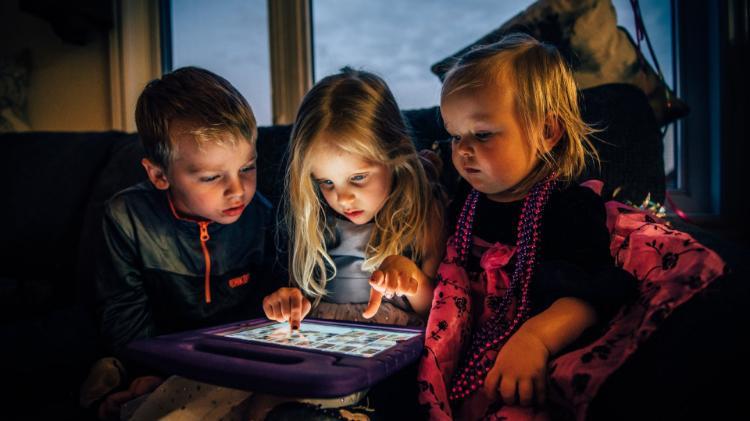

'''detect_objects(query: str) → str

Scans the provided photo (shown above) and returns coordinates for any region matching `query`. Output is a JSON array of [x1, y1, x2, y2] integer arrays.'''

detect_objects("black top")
[[450, 183, 637, 322]]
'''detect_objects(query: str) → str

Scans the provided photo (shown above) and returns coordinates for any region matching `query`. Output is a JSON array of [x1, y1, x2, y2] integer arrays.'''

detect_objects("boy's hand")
[[262, 287, 312, 329], [363, 255, 419, 319], [483, 330, 550, 407], [97, 375, 163, 420]]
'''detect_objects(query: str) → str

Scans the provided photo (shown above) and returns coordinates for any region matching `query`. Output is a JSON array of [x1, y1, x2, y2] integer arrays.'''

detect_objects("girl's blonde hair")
[[286, 68, 440, 300], [442, 32, 599, 196]]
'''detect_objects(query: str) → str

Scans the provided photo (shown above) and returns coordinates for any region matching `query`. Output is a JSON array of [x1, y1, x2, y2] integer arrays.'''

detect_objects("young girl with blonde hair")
[[263, 67, 444, 328], [417, 33, 636, 419]]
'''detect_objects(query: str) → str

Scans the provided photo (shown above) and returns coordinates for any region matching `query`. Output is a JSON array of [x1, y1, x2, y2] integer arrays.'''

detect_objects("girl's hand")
[[483, 330, 551, 407], [363, 255, 419, 318], [262, 287, 312, 329]]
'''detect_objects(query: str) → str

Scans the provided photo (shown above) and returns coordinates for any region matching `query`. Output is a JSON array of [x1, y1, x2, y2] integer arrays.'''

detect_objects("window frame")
[[668, 0, 723, 219]]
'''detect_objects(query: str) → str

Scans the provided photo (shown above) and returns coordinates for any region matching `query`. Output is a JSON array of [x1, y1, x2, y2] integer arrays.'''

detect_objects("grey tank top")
[[324, 218, 373, 304], [324, 218, 413, 311]]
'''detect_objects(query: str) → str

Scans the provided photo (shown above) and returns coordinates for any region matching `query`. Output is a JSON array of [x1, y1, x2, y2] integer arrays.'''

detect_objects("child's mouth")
[[344, 210, 364, 218], [222, 204, 246, 216], [464, 167, 480, 174]]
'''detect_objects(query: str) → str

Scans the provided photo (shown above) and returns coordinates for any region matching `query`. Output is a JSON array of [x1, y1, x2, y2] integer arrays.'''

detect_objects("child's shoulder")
[[548, 183, 606, 218], [106, 181, 165, 218]]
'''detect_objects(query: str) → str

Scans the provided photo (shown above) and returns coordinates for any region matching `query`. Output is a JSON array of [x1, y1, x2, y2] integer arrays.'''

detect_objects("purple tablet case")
[[125, 318, 424, 398]]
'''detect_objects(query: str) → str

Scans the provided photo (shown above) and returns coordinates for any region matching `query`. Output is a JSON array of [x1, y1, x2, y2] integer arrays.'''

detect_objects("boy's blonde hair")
[[135, 66, 257, 170], [286, 68, 440, 300], [442, 32, 598, 196]]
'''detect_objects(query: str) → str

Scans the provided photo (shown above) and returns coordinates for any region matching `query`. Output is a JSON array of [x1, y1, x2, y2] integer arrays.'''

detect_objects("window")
[[312, 0, 536, 110], [169, 0, 272, 125]]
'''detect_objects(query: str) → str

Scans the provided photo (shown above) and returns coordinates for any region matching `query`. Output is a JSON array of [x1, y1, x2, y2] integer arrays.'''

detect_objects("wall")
[[0, 0, 111, 131]]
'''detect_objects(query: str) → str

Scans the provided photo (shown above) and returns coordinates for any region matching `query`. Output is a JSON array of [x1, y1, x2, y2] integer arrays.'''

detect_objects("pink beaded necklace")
[[448, 173, 556, 402]]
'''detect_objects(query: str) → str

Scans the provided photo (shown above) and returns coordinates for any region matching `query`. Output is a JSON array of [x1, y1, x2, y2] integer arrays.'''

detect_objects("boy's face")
[[143, 121, 257, 224], [441, 81, 539, 203], [309, 140, 392, 225]]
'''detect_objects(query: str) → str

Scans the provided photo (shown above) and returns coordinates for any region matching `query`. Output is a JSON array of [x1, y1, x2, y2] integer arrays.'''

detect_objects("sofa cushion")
[[0, 132, 133, 307], [75, 134, 145, 313], [256, 124, 293, 209]]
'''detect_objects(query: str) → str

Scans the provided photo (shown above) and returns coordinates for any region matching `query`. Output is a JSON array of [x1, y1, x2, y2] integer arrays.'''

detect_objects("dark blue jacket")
[[96, 182, 283, 354]]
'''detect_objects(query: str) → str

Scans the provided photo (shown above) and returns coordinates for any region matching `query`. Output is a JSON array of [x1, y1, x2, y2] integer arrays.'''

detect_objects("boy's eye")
[[199, 175, 220, 182], [450, 135, 461, 143], [474, 132, 493, 141], [240, 164, 256, 173], [350, 174, 367, 182]]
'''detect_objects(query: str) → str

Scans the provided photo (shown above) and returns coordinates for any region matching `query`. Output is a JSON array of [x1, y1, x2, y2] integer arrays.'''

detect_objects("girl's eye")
[[317, 180, 334, 190], [240, 164, 256, 173], [450, 135, 461, 143], [350, 174, 367, 182], [199, 175, 220, 182]]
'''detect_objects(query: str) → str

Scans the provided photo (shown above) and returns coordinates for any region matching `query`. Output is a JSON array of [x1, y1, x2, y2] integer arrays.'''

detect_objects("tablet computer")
[[125, 318, 424, 398], [219, 320, 420, 358]]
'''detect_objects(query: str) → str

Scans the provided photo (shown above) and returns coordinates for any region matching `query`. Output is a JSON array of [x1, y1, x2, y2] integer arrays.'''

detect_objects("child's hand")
[[484, 330, 551, 407], [363, 255, 419, 318], [262, 287, 312, 329], [97, 375, 163, 420]]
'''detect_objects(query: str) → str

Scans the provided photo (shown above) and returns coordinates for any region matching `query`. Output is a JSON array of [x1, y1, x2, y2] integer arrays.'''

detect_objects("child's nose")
[[225, 176, 244, 198], [454, 138, 474, 157], [337, 189, 355, 207]]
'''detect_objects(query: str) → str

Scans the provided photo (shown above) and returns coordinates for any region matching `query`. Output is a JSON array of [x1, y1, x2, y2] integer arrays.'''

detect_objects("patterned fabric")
[[417, 196, 726, 420]]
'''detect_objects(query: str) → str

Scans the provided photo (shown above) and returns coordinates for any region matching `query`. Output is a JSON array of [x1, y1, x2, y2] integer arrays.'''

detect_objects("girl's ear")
[[141, 158, 170, 190], [542, 115, 564, 152]]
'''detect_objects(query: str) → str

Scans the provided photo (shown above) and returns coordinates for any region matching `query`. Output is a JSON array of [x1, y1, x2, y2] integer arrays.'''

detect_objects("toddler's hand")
[[484, 330, 550, 407], [263, 287, 312, 329], [363, 255, 419, 319]]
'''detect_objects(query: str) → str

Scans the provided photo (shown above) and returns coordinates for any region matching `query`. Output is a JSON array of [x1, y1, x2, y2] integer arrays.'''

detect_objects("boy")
[[88, 67, 281, 417]]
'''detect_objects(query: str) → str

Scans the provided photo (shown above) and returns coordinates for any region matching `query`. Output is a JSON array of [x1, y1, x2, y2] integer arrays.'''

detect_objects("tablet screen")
[[219, 321, 420, 358]]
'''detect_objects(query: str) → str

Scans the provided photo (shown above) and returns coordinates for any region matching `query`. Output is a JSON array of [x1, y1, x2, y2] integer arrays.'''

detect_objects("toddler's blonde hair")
[[442, 32, 598, 196]]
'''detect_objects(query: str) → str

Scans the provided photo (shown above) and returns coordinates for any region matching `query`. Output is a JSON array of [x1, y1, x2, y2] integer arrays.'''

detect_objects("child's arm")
[[362, 255, 436, 318], [408, 250, 440, 315], [483, 297, 597, 407], [263, 287, 312, 329], [363, 205, 445, 318], [97, 203, 157, 354]]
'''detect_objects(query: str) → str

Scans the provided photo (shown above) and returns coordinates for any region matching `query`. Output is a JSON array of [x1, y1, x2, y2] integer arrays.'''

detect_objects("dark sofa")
[[1, 83, 747, 420]]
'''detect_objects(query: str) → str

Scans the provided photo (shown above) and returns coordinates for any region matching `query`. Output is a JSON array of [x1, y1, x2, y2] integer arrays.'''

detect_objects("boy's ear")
[[542, 115, 564, 152], [141, 158, 170, 190]]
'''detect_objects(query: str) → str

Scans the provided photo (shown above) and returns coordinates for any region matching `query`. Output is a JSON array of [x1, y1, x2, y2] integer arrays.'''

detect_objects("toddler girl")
[[417, 33, 636, 419]]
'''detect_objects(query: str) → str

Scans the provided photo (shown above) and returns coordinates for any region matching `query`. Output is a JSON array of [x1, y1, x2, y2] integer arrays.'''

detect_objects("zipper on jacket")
[[198, 221, 212, 303], [167, 193, 214, 304]]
